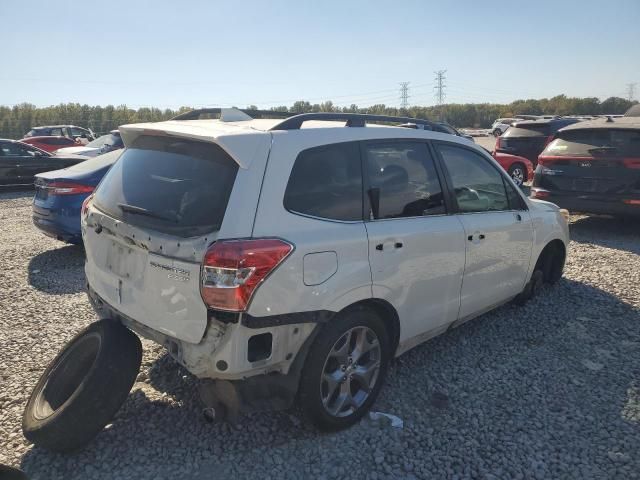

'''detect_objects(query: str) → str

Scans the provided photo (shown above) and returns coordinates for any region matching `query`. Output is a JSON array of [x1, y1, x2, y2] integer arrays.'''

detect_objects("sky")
[[1, 0, 639, 109]]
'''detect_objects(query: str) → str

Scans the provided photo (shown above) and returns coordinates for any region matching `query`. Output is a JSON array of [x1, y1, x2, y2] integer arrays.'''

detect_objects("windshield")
[[544, 129, 640, 157], [86, 133, 121, 148], [93, 135, 238, 237]]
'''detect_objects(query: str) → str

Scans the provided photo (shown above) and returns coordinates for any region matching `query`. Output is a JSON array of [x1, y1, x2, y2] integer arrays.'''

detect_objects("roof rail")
[[268, 113, 435, 131], [171, 108, 293, 121]]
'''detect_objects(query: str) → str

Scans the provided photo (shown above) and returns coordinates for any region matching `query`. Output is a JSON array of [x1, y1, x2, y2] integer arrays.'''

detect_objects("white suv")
[[23, 109, 570, 451]]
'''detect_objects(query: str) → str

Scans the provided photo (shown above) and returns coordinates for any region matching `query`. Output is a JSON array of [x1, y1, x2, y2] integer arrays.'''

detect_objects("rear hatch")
[[497, 123, 551, 162], [84, 135, 239, 343], [537, 128, 640, 196]]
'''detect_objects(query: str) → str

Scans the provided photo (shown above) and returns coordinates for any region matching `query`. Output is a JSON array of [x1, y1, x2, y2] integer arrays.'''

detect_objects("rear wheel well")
[[339, 299, 400, 356], [534, 239, 566, 283]]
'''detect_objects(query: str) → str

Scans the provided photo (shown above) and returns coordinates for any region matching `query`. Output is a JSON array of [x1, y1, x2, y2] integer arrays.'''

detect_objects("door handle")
[[515, 213, 522, 222], [467, 234, 486, 241], [394, 242, 403, 249], [375, 244, 383, 251]]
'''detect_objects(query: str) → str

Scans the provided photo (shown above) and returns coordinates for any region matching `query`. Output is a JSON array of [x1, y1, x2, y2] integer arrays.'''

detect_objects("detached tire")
[[298, 306, 391, 431], [22, 319, 142, 453]]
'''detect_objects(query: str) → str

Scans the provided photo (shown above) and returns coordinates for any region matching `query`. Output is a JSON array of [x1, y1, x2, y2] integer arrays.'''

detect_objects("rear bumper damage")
[[86, 284, 321, 419]]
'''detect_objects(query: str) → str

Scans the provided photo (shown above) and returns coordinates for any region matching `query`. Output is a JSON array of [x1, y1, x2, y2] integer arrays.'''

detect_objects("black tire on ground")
[[298, 305, 391, 431], [507, 163, 527, 186], [22, 319, 142, 453], [543, 245, 565, 285], [514, 269, 544, 306]]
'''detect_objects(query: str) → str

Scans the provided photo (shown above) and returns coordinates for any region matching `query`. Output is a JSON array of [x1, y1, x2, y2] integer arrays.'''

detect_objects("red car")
[[21, 136, 78, 153], [493, 151, 534, 187]]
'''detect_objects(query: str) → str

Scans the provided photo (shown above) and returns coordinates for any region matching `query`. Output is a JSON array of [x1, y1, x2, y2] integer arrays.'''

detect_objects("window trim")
[[432, 140, 529, 215], [361, 138, 450, 222], [283, 140, 366, 223]]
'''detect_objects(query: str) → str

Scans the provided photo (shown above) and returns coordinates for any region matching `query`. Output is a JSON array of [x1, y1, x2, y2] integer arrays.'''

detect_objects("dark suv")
[[531, 117, 640, 216], [495, 118, 581, 166]]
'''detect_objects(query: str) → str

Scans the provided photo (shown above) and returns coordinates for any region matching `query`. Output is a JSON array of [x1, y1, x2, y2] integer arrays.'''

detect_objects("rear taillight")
[[495, 136, 502, 151], [623, 158, 640, 169], [201, 238, 294, 312], [530, 188, 550, 199], [623, 199, 640, 206], [48, 182, 95, 196], [81, 194, 93, 217]]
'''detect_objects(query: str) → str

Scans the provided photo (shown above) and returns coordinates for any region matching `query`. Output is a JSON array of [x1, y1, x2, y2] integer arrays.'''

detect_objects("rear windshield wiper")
[[117, 203, 178, 223]]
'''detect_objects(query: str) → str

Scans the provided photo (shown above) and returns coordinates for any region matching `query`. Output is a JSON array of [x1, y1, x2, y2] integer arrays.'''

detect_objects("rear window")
[[545, 129, 640, 157], [504, 125, 549, 137], [284, 142, 362, 221], [93, 135, 238, 237]]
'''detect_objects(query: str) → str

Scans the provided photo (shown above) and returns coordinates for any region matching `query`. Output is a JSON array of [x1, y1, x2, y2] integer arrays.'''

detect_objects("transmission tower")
[[626, 83, 637, 101], [399, 82, 410, 110], [434, 70, 447, 105]]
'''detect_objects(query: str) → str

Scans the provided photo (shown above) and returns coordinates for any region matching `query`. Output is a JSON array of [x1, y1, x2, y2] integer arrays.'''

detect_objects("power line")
[[399, 82, 410, 110], [626, 83, 637, 101]]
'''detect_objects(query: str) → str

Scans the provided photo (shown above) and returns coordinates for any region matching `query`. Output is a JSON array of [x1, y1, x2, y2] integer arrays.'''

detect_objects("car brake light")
[[623, 158, 640, 169], [81, 194, 94, 217], [495, 136, 502, 150], [530, 188, 550, 199], [48, 182, 95, 196], [623, 199, 640, 205], [201, 238, 294, 312]]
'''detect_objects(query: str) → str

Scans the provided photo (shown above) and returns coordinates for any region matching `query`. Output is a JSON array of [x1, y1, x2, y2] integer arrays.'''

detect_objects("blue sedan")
[[32, 150, 122, 244]]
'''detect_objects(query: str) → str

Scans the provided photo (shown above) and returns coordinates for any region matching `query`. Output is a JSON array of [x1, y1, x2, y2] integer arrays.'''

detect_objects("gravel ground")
[[1, 190, 639, 479]]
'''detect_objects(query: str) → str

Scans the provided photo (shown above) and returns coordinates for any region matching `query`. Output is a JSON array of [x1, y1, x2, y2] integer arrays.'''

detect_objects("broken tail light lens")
[[81, 194, 94, 218], [201, 238, 293, 312]]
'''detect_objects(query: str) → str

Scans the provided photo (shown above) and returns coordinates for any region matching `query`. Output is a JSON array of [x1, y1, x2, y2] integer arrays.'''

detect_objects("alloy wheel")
[[320, 326, 381, 418]]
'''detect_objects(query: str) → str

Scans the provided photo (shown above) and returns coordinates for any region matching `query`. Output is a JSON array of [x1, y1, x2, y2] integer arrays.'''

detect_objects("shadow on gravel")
[[570, 215, 640, 255], [17, 277, 640, 479], [27, 245, 85, 295], [0, 188, 34, 200]]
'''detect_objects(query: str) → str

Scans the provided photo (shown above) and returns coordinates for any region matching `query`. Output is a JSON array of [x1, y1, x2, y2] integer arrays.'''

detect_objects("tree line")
[[1, 95, 636, 139]]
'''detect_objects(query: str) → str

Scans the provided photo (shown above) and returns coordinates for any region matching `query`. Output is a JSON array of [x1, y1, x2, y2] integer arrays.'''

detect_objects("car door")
[[0, 142, 20, 185], [434, 142, 533, 320], [363, 140, 466, 349], [9, 143, 55, 184]]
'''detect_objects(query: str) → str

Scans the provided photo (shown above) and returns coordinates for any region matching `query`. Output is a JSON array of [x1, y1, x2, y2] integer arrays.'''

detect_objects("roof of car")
[[559, 116, 640, 131], [31, 125, 86, 129], [512, 118, 578, 127], [119, 110, 473, 169]]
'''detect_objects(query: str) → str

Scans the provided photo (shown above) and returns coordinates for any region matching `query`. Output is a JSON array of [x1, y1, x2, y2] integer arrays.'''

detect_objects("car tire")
[[22, 319, 142, 453], [508, 163, 526, 186], [514, 269, 544, 306], [493, 128, 502, 137], [298, 305, 391, 431]]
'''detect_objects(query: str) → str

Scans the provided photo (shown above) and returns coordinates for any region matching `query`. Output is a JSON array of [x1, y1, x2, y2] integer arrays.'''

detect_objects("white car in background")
[[491, 118, 519, 136], [23, 109, 570, 452], [55, 130, 123, 157]]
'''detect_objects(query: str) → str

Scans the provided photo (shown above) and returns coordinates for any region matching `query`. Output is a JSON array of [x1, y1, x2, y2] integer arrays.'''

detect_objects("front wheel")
[[508, 163, 526, 186], [298, 306, 391, 431]]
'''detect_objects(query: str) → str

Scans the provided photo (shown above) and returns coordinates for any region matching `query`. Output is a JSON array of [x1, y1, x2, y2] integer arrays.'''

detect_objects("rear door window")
[[284, 141, 363, 221], [364, 141, 445, 218], [93, 135, 238, 237]]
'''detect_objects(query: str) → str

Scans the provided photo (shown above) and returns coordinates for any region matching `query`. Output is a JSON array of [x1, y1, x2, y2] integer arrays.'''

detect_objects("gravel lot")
[[1, 190, 639, 480]]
